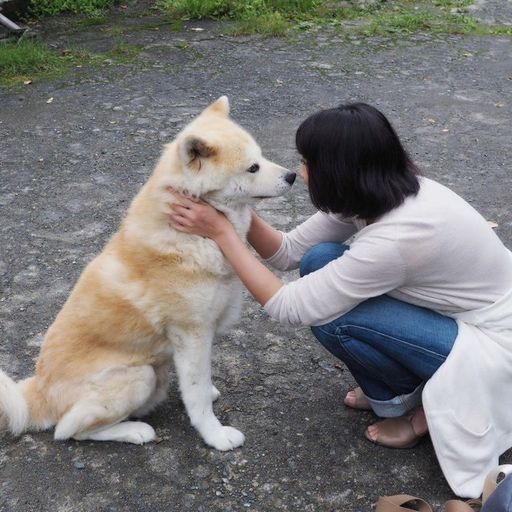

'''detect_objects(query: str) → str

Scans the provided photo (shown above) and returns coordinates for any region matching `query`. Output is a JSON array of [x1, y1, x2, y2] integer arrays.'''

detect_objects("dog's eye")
[[247, 164, 260, 174]]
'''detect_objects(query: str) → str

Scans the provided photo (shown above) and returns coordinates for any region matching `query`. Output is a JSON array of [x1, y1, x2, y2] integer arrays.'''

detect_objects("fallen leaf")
[[487, 221, 499, 229], [46, 97, 54, 104]]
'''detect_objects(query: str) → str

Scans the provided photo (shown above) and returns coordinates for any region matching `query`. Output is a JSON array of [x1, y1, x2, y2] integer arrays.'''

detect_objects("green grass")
[[0, 38, 142, 87], [30, 0, 115, 17], [0, 39, 65, 85], [157, 0, 323, 36], [157, 0, 512, 38]]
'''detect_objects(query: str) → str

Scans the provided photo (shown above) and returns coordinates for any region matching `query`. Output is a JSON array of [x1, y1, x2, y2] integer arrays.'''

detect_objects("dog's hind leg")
[[74, 421, 156, 444], [173, 331, 244, 451], [132, 362, 171, 418], [54, 365, 157, 444]]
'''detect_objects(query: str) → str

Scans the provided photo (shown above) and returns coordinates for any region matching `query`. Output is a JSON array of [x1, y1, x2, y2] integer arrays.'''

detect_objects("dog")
[[0, 96, 296, 450]]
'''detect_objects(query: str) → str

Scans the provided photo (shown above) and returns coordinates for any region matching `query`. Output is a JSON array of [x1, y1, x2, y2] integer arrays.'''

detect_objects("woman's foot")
[[365, 407, 428, 449], [344, 387, 372, 410]]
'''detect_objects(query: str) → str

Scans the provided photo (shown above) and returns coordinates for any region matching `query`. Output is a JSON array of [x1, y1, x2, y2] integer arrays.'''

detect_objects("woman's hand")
[[168, 190, 234, 241], [168, 189, 283, 306]]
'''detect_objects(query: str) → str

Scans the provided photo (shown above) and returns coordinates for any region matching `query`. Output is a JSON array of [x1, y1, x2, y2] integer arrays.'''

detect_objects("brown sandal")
[[365, 411, 427, 449], [344, 386, 372, 410], [376, 495, 433, 512], [444, 500, 482, 511], [376, 496, 481, 512]]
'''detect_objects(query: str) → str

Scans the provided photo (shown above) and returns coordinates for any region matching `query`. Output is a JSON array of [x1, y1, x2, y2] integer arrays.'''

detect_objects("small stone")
[[74, 462, 85, 470], [311, 62, 333, 70]]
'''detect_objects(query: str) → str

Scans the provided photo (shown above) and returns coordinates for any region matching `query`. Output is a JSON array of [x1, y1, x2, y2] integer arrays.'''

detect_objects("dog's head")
[[165, 96, 296, 204]]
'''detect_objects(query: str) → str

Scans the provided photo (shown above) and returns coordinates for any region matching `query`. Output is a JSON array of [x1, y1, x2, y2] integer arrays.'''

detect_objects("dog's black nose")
[[285, 172, 297, 185]]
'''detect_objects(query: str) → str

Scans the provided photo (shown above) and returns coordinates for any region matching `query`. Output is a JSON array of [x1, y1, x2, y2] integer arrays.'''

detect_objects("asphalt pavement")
[[0, 2, 511, 510]]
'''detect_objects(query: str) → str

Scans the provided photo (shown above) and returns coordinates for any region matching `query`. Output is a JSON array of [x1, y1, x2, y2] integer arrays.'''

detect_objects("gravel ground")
[[0, 2, 511, 511]]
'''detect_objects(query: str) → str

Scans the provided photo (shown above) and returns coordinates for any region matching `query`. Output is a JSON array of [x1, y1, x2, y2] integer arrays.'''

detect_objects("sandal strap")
[[444, 499, 481, 512], [376, 495, 433, 512]]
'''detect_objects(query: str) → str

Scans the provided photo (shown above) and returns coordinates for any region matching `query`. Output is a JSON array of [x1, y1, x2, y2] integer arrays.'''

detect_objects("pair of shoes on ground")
[[344, 387, 428, 449], [376, 465, 512, 512], [377, 495, 481, 512]]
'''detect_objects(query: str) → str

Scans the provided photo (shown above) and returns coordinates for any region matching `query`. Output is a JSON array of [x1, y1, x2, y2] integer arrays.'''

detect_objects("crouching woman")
[[169, 102, 512, 498]]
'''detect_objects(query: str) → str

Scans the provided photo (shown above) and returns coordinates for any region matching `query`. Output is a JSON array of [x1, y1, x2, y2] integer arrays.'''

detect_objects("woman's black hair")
[[295, 103, 420, 220]]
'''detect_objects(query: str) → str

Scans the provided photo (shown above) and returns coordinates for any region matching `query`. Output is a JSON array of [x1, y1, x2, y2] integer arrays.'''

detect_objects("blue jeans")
[[300, 243, 458, 418]]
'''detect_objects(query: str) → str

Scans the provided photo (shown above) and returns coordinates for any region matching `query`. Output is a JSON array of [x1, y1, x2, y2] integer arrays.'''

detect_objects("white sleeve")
[[263, 233, 406, 327], [265, 212, 357, 271]]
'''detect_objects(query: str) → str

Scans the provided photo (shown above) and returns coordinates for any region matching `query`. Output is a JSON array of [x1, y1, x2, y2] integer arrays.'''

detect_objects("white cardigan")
[[263, 177, 512, 498]]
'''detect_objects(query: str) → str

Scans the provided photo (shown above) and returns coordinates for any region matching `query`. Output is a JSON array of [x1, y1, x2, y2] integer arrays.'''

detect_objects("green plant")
[[0, 39, 64, 84], [156, 0, 512, 38], [31, 0, 115, 17]]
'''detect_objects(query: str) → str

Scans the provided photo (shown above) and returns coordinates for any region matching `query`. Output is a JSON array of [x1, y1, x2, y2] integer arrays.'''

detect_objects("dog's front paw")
[[205, 426, 245, 451]]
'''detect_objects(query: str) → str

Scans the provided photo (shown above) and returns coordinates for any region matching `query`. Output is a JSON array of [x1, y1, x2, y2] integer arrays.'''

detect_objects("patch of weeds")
[[0, 39, 68, 86], [157, 0, 321, 36], [30, 0, 115, 17], [109, 41, 144, 63], [228, 11, 289, 37], [356, 6, 512, 38], [75, 15, 108, 28], [170, 18, 185, 31], [357, 9, 472, 37], [0, 38, 144, 87], [104, 25, 125, 37], [432, 0, 473, 8], [486, 25, 512, 36], [156, 0, 512, 39]]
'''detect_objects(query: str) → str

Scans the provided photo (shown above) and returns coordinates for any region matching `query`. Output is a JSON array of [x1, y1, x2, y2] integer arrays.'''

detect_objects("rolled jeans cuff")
[[365, 383, 425, 418]]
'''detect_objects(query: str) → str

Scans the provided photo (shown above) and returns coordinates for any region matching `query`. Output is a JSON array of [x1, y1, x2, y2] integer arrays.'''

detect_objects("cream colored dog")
[[0, 96, 295, 450]]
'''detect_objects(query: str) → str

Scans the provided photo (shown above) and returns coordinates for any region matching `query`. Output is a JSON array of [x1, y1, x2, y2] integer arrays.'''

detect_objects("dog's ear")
[[203, 96, 230, 117], [180, 136, 216, 170]]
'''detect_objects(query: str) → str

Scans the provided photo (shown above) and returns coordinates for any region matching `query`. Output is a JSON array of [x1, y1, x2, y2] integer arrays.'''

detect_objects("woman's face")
[[300, 158, 309, 186]]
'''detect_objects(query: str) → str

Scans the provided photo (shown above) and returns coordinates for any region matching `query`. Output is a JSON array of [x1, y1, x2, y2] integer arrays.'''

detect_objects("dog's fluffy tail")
[[0, 370, 29, 436]]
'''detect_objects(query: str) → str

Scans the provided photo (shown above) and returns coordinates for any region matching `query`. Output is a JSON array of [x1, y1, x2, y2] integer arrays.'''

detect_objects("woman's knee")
[[310, 324, 362, 367], [299, 242, 349, 277]]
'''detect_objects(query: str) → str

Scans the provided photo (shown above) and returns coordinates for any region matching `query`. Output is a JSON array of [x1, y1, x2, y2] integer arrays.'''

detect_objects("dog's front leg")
[[173, 333, 244, 451]]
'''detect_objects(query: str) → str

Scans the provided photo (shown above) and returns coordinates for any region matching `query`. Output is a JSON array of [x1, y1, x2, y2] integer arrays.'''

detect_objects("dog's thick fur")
[[0, 97, 294, 449]]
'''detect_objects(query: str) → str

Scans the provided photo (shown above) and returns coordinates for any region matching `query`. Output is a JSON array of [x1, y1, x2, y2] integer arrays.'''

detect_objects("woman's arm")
[[169, 194, 283, 306], [247, 211, 284, 259], [215, 228, 283, 305]]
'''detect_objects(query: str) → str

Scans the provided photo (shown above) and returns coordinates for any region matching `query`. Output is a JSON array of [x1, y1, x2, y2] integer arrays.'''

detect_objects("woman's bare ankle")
[[409, 407, 428, 436]]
